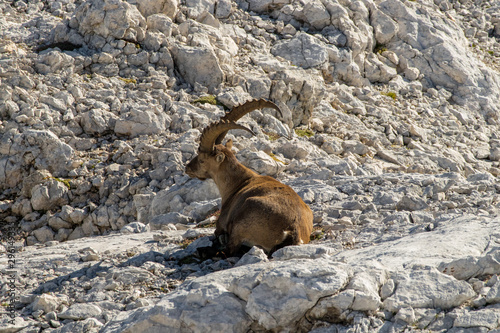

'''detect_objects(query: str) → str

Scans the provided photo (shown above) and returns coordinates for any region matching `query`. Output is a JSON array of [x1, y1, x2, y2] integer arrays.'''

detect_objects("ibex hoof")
[[218, 233, 229, 246]]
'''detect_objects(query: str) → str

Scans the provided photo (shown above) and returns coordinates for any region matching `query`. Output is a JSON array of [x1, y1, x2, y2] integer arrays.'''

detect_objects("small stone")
[[33, 226, 55, 243], [486, 279, 500, 304], [58, 303, 102, 320], [235, 246, 269, 267], [32, 294, 61, 313]]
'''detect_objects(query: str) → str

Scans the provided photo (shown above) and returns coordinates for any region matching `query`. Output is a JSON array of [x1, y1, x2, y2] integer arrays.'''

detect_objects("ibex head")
[[185, 99, 282, 181], [185, 120, 254, 180]]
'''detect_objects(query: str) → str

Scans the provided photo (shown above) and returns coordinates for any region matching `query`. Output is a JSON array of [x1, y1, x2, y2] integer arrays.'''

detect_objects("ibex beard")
[[185, 99, 313, 257]]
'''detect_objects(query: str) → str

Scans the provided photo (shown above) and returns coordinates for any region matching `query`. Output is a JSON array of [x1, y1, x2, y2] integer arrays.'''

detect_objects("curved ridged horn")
[[215, 99, 283, 145], [199, 120, 255, 153]]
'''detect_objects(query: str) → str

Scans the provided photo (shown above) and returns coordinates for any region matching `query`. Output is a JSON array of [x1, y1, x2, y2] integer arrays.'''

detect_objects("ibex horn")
[[215, 99, 283, 145], [199, 120, 255, 153]]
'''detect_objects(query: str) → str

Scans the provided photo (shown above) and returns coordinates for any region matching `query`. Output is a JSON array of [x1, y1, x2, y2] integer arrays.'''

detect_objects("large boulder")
[[170, 43, 225, 93], [73, 0, 147, 42]]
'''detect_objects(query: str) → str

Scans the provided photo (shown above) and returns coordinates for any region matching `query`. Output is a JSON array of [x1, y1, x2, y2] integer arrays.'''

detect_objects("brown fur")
[[186, 140, 313, 255]]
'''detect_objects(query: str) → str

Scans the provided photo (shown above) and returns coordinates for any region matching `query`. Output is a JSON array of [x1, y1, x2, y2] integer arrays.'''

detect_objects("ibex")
[[185, 99, 313, 256]]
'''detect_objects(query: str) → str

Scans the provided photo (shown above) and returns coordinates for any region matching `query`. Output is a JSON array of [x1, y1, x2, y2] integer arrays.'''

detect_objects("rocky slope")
[[1, 0, 500, 331]]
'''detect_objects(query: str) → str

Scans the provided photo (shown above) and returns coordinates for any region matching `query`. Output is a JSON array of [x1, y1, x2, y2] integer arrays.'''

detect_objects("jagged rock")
[[80, 109, 118, 135], [136, 0, 178, 19], [371, 8, 398, 45], [453, 308, 500, 330], [146, 14, 175, 36], [271, 33, 328, 69], [73, 0, 147, 42], [235, 246, 268, 267], [238, 149, 283, 176], [35, 50, 75, 74], [31, 179, 69, 211], [486, 279, 500, 304], [32, 294, 63, 313], [23, 130, 74, 177], [115, 109, 171, 137], [52, 318, 103, 333], [150, 212, 191, 230], [170, 43, 224, 93], [58, 303, 103, 320], [101, 259, 352, 332], [383, 267, 475, 312]]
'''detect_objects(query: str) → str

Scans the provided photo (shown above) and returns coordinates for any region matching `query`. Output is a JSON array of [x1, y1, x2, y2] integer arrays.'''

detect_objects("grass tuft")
[[119, 77, 137, 84], [295, 128, 314, 138], [381, 91, 397, 100], [193, 95, 218, 105]]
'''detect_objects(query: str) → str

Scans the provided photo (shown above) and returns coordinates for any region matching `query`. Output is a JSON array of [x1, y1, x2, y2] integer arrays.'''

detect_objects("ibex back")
[[185, 99, 313, 256]]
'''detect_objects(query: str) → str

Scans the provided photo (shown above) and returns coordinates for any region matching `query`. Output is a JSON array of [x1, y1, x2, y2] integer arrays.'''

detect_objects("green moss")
[[295, 128, 314, 138], [381, 91, 397, 100], [119, 77, 137, 84], [193, 95, 218, 105], [192, 95, 228, 109], [488, 50, 494, 56]]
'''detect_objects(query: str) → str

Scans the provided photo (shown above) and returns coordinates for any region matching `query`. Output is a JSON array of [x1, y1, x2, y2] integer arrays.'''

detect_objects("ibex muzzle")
[[185, 99, 313, 256]]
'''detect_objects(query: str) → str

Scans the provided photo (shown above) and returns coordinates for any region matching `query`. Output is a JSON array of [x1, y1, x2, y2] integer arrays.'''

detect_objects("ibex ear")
[[225, 139, 233, 150], [216, 153, 225, 164]]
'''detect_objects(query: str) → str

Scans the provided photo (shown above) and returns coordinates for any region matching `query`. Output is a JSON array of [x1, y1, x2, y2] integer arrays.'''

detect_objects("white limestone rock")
[[150, 212, 191, 230], [245, 260, 351, 330], [58, 303, 103, 320], [239, 149, 284, 176], [453, 308, 500, 330], [136, 0, 178, 19], [364, 53, 398, 83], [101, 259, 351, 332], [114, 109, 171, 137], [22, 130, 74, 177], [383, 267, 475, 312], [234, 246, 268, 267], [170, 43, 224, 93], [379, 0, 500, 115], [271, 33, 328, 69], [370, 8, 398, 45], [146, 14, 175, 36], [80, 109, 119, 135], [215, 0, 232, 19], [486, 279, 500, 304], [32, 294, 64, 313], [307, 289, 355, 323], [35, 50, 75, 75], [302, 1, 330, 31], [31, 179, 69, 211], [73, 0, 147, 42], [149, 180, 220, 218], [272, 244, 337, 260]]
